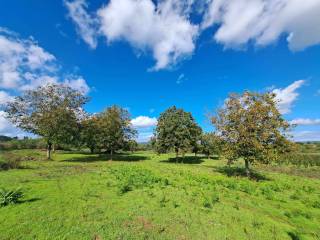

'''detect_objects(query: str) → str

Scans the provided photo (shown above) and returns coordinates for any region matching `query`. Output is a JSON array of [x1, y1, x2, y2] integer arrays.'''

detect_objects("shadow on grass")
[[213, 166, 270, 181], [19, 197, 41, 204], [161, 156, 205, 164], [63, 154, 148, 163]]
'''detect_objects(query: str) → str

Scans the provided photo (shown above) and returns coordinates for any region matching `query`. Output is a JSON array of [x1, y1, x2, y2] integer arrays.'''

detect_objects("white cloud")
[[290, 118, 320, 126], [202, 0, 320, 51], [292, 130, 320, 142], [131, 116, 157, 128], [98, 0, 198, 70], [65, 0, 320, 70], [64, 76, 90, 94], [0, 110, 27, 137], [0, 28, 90, 93], [0, 33, 56, 89], [0, 27, 90, 137], [65, 0, 98, 48], [0, 90, 14, 105], [273, 80, 305, 114]]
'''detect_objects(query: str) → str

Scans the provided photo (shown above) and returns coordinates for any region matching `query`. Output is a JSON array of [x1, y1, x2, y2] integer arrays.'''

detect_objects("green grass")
[[0, 150, 320, 239]]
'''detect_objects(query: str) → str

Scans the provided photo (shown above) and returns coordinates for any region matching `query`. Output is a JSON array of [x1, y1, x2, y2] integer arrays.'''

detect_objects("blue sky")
[[0, 0, 320, 142]]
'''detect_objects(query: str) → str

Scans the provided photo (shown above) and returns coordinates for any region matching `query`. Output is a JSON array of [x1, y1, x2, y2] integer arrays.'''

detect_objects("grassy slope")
[[0, 150, 320, 240]]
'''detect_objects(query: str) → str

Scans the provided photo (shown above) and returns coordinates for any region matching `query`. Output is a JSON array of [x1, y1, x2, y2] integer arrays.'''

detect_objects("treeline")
[[3, 84, 297, 176]]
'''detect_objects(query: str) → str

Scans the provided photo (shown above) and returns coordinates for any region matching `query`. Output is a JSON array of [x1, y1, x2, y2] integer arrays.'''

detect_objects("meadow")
[[0, 149, 320, 240]]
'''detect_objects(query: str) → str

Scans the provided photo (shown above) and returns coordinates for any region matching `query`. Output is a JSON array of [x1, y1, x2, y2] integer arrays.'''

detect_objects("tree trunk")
[[245, 159, 250, 177], [90, 147, 94, 154], [110, 149, 113, 161], [181, 151, 185, 163], [175, 148, 179, 163], [47, 142, 52, 160]]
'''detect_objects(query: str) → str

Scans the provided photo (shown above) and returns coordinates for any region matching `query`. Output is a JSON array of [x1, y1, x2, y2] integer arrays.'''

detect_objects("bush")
[[278, 153, 320, 167], [0, 152, 22, 170], [0, 138, 46, 150], [0, 188, 24, 207]]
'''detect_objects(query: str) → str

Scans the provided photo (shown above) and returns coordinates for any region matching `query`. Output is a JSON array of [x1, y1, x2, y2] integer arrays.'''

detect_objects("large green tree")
[[5, 84, 88, 159], [212, 91, 295, 176], [96, 105, 136, 160], [154, 106, 202, 159]]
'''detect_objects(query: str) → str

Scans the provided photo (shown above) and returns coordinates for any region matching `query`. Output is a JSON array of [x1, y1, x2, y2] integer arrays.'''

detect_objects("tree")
[[212, 91, 294, 177], [201, 133, 223, 159], [80, 116, 100, 153], [154, 106, 202, 160], [96, 105, 136, 160], [5, 84, 88, 159], [124, 139, 139, 153]]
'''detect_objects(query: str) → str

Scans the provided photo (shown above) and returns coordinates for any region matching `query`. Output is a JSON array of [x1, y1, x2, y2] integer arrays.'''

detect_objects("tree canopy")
[[5, 84, 88, 159], [212, 91, 295, 176], [154, 106, 202, 158], [95, 105, 137, 159]]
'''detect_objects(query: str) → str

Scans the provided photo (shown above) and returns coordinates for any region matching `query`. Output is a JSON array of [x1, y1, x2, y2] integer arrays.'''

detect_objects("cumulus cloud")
[[272, 80, 305, 114], [0, 32, 56, 89], [290, 118, 320, 126], [0, 90, 14, 105], [0, 110, 26, 137], [131, 116, 157, 128], [63, 76, 90, 94], [0, 28, 90, 92], [98, 0, 198, 70], [0, 27, 90, 136], [65, 0, 320, 70], [65, 0, 98, 48], [202, 0, 320, 51]]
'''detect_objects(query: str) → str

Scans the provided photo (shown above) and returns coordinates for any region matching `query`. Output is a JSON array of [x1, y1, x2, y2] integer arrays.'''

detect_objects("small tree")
[[212, 91, 294, 177], [96, 106, 136, 160], [5, 84, 88, 159], [201, 133, 223, 159], [154, 106, 202, 160]]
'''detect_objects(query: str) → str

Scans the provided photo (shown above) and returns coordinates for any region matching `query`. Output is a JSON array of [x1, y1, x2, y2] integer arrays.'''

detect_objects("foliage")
[[0, 135, 15, 142], [80, 116, 101, 153], [200, 132, 223, 158], [0, 188, 23, 207], [278, 153, 320, 167], [123, 139, 139, 153], [0, 137, 46, 150], [95, 105, 137, 158], [4, 84, 88, 159], [154, 106, 202, 157], [212, 91, 295, 176]]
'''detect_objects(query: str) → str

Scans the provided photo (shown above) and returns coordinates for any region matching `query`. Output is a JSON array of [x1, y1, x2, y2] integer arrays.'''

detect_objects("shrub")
[[0, 152, 22, 170], [0, 188, 24, 207], [279, 153, 320, 167]]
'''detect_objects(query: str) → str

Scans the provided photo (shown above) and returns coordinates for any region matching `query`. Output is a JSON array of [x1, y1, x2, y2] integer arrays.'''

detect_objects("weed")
[[0, 188, 24, 207]]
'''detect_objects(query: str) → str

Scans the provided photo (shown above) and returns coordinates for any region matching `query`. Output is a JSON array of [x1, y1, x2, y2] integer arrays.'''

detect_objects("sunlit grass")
[[0, 150, 320, 239]]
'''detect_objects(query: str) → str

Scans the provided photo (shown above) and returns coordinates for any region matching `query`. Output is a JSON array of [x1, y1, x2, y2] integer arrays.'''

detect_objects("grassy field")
[[0, 150, 320, 240]]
